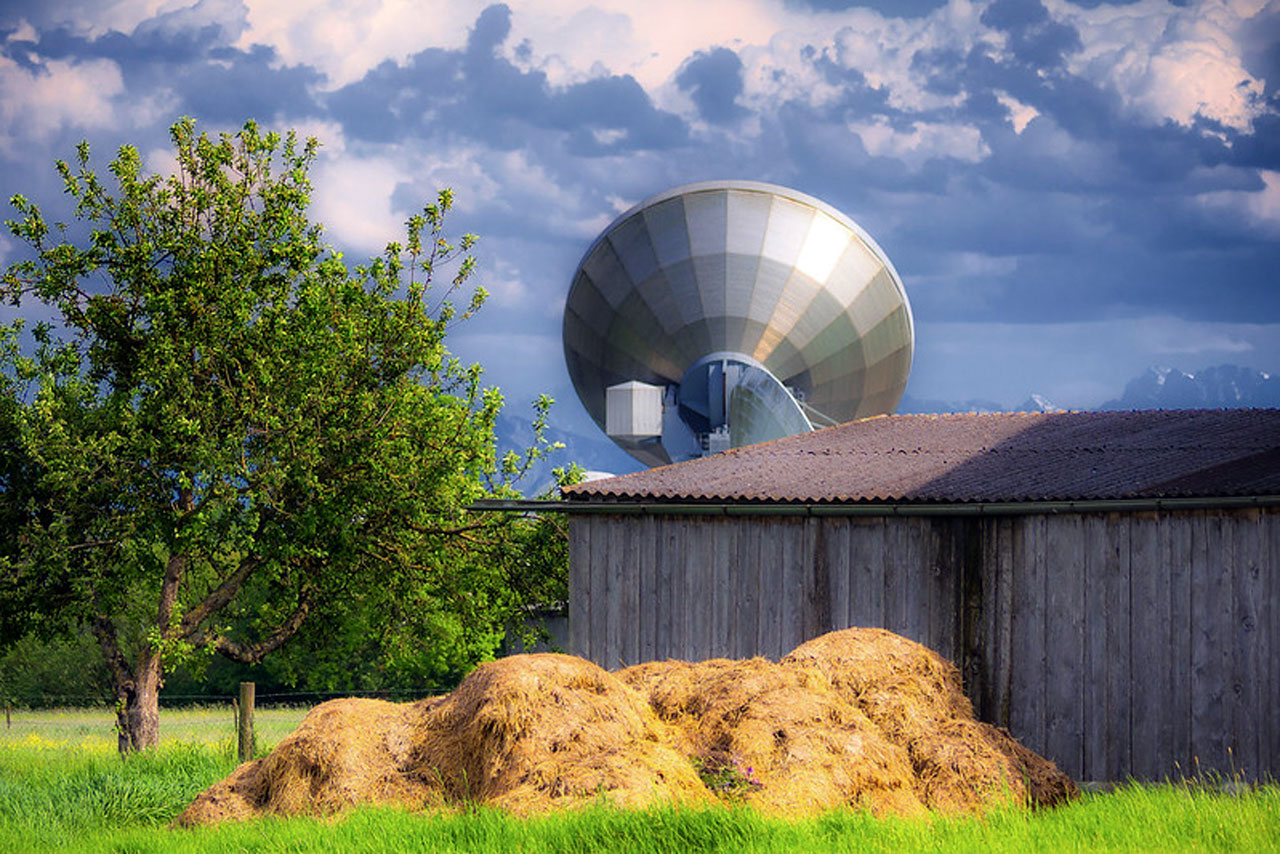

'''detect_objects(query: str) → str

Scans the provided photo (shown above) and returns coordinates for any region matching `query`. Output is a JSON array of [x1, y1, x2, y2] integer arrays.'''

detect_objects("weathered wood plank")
[[1219, 517, 1237, 778], [611, 518, 633, 666], [634, 516, 655, 664], [883, 518, 912, 639], [958, 520, 984, 711], [683, 517, 708, 661], [1127, 512, 1164, 780], [672, 517, 691, 661], [736, 519, 761, 659], [613, 518, 636, 666], [777, 520, 802, 654], [1191, 512, 1229, 777], [568, 518, 590, 659], [805, 519, 832, 642], [1009, 515, 1047, 758], [975, 518, 999, 724], [849, 518, 885, 628], [1268, 510, 1280, 780], [1230, 510, 1262, 780], [1044, 514, 1084, 781], [1165, 513, 1193, 779], [991, 516, 1016, 730], [1080, 514, 1107, 782], [828, 519, 851, 631], [928, 520, 959, 668], [905, 517, 929, 644], [710, 519, 733, 659], [726, 519, 743, 658], [758, 520, 784, 658], [602, 518, 624, 668], [588, 517, 611, 666], [1103, 513, 1131, 781], [654, 516, 675, 661]]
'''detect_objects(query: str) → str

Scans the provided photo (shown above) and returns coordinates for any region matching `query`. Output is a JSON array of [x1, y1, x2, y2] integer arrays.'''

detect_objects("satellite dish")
[[563, 180, 914, 467]]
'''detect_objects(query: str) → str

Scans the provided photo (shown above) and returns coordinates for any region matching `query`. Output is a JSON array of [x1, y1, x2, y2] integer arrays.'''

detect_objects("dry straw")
[[176, 628, 1077, 826]]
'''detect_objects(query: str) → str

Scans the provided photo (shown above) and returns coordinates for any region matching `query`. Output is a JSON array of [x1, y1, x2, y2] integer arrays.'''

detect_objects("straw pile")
[[176, 629, 1077, 826]]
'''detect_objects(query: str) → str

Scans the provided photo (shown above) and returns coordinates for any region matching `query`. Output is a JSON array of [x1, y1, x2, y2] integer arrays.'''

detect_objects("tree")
[[0, 118, 562, 751]]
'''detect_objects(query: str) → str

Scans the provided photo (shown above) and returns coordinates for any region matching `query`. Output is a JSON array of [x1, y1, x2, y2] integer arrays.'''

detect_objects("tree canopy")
[[0, 118, 566, 750]]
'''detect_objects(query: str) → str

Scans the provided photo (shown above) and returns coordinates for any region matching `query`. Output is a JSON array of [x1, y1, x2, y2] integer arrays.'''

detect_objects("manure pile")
[[177, 628, 1077, 826]]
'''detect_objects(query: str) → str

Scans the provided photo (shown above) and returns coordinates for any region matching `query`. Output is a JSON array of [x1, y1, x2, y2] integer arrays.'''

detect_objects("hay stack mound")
[[177, 629, 1077, 826], [780, 628, 1078, 811]]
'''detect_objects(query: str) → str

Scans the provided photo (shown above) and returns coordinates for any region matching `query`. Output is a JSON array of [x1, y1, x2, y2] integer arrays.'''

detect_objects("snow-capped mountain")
[[1100, 364, 1280, 410], [896, 395, 1007, 415], [1015, 393, 1065, 413], [897, 393, 1063, 415]]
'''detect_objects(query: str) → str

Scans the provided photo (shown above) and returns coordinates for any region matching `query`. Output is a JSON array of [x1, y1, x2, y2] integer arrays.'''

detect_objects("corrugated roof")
[[562, 410, 1280, 504]]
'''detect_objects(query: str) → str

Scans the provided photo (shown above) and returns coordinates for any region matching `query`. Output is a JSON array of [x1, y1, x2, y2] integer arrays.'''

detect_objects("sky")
[[1, 0, 1278, 440]]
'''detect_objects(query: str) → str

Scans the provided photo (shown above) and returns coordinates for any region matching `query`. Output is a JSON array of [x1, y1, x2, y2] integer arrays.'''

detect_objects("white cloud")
[[402, 147, 503, 215], [848, 117, 988, 166], [505, 0, 786, 92], [1058, 0, 1269, 133], [310, 151, 409, 255], [239, 0, 785, 92], [8, 19, 38, 42], [1197, 169, 1280, 237], [479, 257, 529, 306], [239, 0, 485, 88], [0, 55, 124, 154], [997, 93, 1039, 133]]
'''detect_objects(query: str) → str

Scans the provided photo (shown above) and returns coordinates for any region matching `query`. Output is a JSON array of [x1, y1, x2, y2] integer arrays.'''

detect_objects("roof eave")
[[471, 494, 1280, 517]]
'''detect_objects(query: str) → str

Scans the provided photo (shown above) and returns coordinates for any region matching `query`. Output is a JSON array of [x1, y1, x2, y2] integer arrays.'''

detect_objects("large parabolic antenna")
[[563, 181, 914, 468]]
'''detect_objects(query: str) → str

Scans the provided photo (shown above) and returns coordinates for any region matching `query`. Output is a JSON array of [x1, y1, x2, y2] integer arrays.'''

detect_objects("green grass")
[[1, 705, 310, 750], [1, 709, 1277, 853]]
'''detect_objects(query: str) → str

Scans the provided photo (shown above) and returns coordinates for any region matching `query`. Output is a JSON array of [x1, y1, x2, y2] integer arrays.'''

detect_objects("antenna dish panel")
[[563, 181, 914, 467]]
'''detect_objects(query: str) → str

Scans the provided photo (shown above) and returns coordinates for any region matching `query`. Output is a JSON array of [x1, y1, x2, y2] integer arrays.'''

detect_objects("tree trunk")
[[113, 653, 163, 753]]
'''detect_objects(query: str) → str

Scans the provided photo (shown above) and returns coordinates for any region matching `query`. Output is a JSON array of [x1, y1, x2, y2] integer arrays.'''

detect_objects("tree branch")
[[209, 590, 311, 665], [156, 552, 187, 635], [177, 556, 262, 638], [67, 538, 119, 553], [403, 518, 494, 538], [91, 613, 133, 693]]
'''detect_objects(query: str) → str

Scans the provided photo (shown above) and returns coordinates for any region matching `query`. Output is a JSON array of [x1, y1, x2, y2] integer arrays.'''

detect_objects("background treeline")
[[1, 591, 566, 707]]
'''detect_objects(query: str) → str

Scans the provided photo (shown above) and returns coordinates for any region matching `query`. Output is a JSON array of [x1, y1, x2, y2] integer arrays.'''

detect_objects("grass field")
[[1, 707, 1276, 852]]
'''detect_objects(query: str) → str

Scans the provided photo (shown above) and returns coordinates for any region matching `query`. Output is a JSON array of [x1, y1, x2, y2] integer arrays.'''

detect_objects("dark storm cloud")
[[1240, 6, 1280, 100], [807, 41, 896, 115], [932, 23, 1273, 185], [979, 0, 1082, 68], [772, 105, 958, 198], [0, 0, 97, 29], [328, 4, 687, 154], [4, 5, 321, 124], [1229, 113, 1280, 170], [675, 47, 748, 125]]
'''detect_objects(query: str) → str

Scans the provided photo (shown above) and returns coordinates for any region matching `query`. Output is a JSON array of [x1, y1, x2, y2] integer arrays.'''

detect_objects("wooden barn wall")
[[567, 508, 1278, 783]]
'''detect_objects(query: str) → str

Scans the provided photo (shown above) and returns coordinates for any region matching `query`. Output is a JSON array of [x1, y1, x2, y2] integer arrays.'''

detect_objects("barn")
[[553, 409, 1280, 784]]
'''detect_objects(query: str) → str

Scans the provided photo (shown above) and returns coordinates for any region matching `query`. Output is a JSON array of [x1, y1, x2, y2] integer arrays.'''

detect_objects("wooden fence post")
[[237, 682, 255, 761]]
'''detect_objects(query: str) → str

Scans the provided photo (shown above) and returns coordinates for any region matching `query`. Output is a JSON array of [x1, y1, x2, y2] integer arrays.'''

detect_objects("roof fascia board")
[[470, 495, 1280, 517]]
